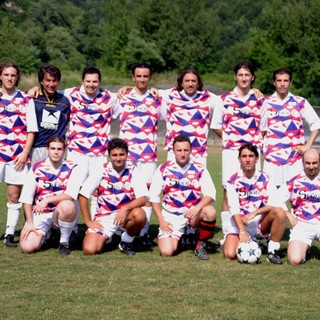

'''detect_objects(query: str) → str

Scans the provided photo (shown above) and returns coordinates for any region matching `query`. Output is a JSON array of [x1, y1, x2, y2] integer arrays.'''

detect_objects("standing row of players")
[[1, 60, 320, 264]]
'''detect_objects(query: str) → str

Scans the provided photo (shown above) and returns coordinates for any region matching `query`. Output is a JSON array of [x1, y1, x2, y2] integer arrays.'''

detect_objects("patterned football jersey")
[[286, 173, 320, 222], [32, 159, 78, 213], [211, 88, 265, 150], [95, 162, 136, 217], [156, 160, 206, 215], [263, 92, 320, 165], [162, 89, 216, 157], [0, 90, 36, 162], [227, 170, 270, 216], [65, 87, 117, 156], [115, 88, 162, 162]]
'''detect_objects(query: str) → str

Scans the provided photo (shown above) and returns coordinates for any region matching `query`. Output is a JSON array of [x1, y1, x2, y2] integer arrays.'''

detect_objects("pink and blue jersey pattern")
[[164, 89, 213, 157], [67, 87, 116, 156], [286, 174, 320, 222], [117, 90, 162, 162], [228, 171, 269, 216], [32, 159, 78, 213], [263, 93, 316, 165], [220, 90, 264, 150], [95, 163, 136, 217], [159, 160, 204, 215], [0, 90, 31, 162]]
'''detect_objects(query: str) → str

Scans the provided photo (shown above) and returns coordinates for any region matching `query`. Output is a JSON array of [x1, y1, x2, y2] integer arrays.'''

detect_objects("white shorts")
[[221, 211, 262, 239], [263, 159, 303, 187], [86, 212, 124, 239], [222, 149, 261, 186], [67, 151, 106, 181], [158, 209, 188, 239], [289, 219, 320, 247], [30, 147, 48, 164], [0, 162, 29, 185], [167, 151, 207, 167], [31, 211, 59, 237], [127, 160, 157, 186]]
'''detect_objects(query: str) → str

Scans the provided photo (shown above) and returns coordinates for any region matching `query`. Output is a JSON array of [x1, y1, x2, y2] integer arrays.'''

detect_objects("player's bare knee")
[[288, 254, 305, 265], [130, 208, 146, 225], [202, 205, 216, 221]]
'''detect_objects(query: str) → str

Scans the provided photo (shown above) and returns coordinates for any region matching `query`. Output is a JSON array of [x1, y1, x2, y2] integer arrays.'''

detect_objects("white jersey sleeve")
[[301, 99, 320, 131], [210, 95, 224, 129], [200, 168, 216, 201], [19, 168, 37, 205], [149, 166, 164, 203], [79, 167, 104, 199]]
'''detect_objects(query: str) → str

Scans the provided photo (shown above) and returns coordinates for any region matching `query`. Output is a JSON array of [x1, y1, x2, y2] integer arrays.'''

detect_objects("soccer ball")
[[237, 241, 262, 264]]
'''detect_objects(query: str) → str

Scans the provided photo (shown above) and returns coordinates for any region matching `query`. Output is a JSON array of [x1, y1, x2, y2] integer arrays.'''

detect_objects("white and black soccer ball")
[[237, 241, 262, 264]]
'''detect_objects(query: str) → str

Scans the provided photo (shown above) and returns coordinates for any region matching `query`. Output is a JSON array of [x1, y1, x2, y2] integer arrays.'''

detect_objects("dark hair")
[[173, 134, 192, 148], [238, 143, 259, 158], [108, 138, 128, 154], [177, 68, 203, 91], [0, 60, 20, 86], [131, 62, 152, 76], [273, 68, 292, 82], [46, 136, 66, 149], [38, 64, 61, 83], [82, 66, 101, 81], [234, 61, 255, 84]]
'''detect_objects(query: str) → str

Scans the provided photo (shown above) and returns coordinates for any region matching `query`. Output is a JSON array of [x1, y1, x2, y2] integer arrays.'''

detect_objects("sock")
[[59, 219, 75, 244], [196, 220, 216, 249], [90, 196, 98, 219], [268, 240, 281, 254], [140, 206, 152, 236], [121, 231, 134, 243], [5, 202, 22, 235]]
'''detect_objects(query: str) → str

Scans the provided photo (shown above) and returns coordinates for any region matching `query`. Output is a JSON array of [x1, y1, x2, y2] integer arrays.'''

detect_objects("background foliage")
[[1, 0, 320, 101]]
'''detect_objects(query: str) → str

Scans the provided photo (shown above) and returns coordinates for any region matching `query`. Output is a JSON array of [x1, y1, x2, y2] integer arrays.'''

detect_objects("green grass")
[[0, 147, 319, 320]]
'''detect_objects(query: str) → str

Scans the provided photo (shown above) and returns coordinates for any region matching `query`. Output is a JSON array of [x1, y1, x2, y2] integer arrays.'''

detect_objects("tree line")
[[1, 0, 320, 102]]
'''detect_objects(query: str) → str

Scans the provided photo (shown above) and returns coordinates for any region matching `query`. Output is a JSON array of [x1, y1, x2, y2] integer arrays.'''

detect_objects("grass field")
[[0, 146, 319, 320]]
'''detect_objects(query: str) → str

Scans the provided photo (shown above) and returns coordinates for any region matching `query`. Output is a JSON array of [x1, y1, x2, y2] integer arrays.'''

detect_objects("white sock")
[[5, 202, 22, 235], [121, 231, 134, 243], [140, 206, 152, 236], [59, 219, 75, 244], [268, 240, 281, 253]]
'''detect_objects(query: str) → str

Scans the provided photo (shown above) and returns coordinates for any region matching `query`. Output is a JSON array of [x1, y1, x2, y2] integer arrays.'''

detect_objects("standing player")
[[19, 136, 84, 255], [114, 62, 164, 247], [222, 143, 286, 264], [0, 60, 38, 247], [262, 68, 320, 188], [150, 135, 217, 260], [279, 148, 320, 265], [211, 61, 266, 213], [79, 138, 147, 256], [31, 65, 70, 164]]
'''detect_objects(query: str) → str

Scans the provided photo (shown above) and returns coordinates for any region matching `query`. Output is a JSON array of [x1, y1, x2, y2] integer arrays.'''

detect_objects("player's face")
[[238, 148, 258, 176], [47, 142, 65, 165], [181, 73, 198, 97], [274, 73, 292, 99], [173, 141, 192, 167], [303, 152, 320, 180], [235, 68, 254, 91], [41, 73, 59, 98], [132, 68, 151, 94], [0, 67, 19, 94], [109, 148, 128, 172], [82, 73, 100, 97]]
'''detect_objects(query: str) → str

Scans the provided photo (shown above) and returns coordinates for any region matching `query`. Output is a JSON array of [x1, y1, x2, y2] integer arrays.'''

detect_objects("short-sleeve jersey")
[[210, 88, 265, 150], [161, 89, 217, 158], [64, 86, 117, 156], [262, 92, 320, 165], [284, 173, 320, 222], [0, 89, 38, 163], [20, 158, 79, 213], [114, 88, 163, 162], [150, 159, 216, 215], [33, 88, 70, 148], [227, 170, 271, 216]]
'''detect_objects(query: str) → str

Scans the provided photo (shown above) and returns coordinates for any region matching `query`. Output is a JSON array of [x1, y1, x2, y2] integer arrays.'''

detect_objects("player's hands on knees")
[[114, 208, 129, 227], [184, 207, 200, 221], [239, 231, 251, 243], [33, 199, 50, 214], [20, 222, 38, 241], [14, 153, 27, 171], [241, 213, 254, 226], [159, 220, 173, 234], [86, 219, 103, 231]]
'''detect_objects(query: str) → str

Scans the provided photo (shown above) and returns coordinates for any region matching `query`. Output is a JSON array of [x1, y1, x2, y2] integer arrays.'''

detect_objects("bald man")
[[280, 148, 320, 264]]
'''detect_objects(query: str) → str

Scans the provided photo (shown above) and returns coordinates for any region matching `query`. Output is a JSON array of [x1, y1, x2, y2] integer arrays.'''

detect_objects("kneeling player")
[[79, 138, 147, 256], [150, 135, 217, 260], [19, 136, 84, 255]]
